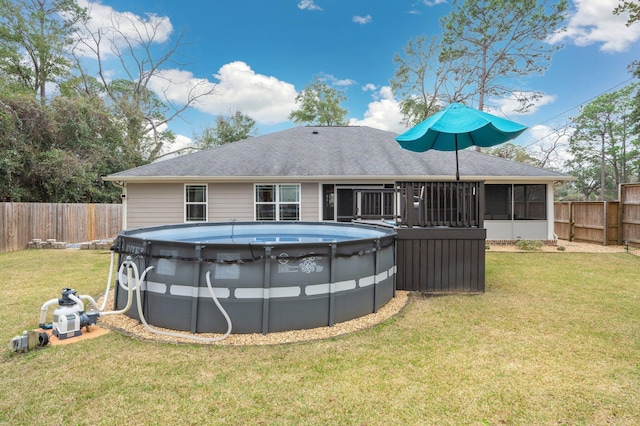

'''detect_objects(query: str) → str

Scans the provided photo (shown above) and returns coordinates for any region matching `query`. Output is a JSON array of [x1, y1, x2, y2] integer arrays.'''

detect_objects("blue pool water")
[[125, 222, 391, 244]]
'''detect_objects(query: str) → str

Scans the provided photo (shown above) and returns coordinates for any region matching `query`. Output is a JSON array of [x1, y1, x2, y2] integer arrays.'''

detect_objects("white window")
[[255, 184, 300, 221], [185, 184, 207, 222]]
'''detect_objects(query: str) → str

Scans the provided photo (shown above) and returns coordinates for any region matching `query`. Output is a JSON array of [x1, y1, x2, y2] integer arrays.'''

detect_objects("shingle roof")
[[104, 126, 571, 182]]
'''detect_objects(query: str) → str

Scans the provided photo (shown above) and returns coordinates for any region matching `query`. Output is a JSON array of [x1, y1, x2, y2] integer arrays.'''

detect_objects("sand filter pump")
[[39, 288, 100, 339], [10, 287, 99, 352]]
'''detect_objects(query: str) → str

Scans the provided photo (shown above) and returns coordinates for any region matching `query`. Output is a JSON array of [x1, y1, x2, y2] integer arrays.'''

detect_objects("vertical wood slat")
[[621, 183, 640, 246], [395, 227, 486, 293], [0, 202, 122, 253]]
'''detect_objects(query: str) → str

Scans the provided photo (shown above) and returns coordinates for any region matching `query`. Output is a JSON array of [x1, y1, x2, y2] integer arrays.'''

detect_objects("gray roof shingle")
[[105, 126, 571, 181]]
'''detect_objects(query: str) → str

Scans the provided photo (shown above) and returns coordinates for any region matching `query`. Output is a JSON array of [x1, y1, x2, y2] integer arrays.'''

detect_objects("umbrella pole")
[[455, 134, 460, 181]]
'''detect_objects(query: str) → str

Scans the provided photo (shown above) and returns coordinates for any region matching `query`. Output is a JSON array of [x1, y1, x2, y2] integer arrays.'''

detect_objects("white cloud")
[[528, 124, 568, 147], [172, 133, 194, 152], [349, 86, 406, 133], [147, 61, 297, 125], [156, 132, 195, 161], [525, 124, 573, 169], [363, 83, 377, 91], [334, 78, 357, 86], [73, 0, 173, 58], [353, 15, 372, 25], [298, 0, 322, 11], [409, 1, 446, 14], [319, 73, 357, 87], [147, 68, 216, 102], [488, 92, 557, 116], [549, 0, 640, 52], [150, 121, 194, 161]]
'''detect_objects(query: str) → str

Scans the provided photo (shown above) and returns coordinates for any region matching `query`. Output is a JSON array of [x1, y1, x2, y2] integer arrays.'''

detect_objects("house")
[[103, 125, 572, 242]]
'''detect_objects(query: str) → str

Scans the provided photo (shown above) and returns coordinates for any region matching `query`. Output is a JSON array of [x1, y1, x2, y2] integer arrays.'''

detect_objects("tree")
[[193, 110, 257, 151], [484, 142, 541, 166], [74, 7, 215, 163], [439, 0, 568, 113], [49, 94, 131, 198], [0, 0, 87, 101], [566, 85, 638, 200], [533, 128, 570, 170], [561, 163, 602, 201], [390, 36, 449, 127], [0, 94, 30, 201], [289, 76, 348, 126], [0, 91, 129, 203], [628, 61, 640, 181], [58, 73, 105, 99], [105, 79, 175, 166], [614, 1, 640, 26]]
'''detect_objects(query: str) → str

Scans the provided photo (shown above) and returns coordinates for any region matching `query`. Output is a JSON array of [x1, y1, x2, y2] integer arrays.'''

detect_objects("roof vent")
[[312, 130, 319, 134]]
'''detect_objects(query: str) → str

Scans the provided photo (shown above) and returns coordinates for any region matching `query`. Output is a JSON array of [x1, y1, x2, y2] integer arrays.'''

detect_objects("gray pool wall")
[[114, 221, 397, 334]]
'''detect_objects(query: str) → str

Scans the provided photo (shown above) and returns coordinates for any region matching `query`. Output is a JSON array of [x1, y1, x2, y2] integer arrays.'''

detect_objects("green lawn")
[[1, 249, 639, 425]]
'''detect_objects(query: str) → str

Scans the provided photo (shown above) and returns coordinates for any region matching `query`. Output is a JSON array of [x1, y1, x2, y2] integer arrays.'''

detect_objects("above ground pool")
[[113, 221, 397, 334]]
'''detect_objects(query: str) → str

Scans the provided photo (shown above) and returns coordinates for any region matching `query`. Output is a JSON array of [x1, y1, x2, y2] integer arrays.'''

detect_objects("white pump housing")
[[52, 304, 82, 340]]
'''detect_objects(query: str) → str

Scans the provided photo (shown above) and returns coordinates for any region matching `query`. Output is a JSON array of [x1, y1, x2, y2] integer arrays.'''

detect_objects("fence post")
[[603, 201, 608, 246], [618, 184, 624, 245], [569, 202, 574, 242]]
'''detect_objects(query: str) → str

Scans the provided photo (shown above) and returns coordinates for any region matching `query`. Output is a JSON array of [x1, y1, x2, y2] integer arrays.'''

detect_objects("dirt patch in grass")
[[42, 325, 110, 345]]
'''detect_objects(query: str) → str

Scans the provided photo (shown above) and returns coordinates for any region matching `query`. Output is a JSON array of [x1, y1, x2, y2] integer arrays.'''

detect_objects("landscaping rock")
[[27, 238, 114, 250], [28, 238, 67, 249]]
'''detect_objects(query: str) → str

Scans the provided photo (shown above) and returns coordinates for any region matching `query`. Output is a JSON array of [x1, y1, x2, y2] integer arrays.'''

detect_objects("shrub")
[[515, 239, 544, 251]]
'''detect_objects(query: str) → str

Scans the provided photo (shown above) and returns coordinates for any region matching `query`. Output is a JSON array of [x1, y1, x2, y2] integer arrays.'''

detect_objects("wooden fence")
[[554, 201, 620, 245], [621, 183, 640, 246], [554, 183, 640, 246], [0, 203, 122, 253]]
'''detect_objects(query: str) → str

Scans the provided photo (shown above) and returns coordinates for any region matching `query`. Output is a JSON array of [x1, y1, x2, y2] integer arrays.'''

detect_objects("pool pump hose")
[[18, 252, 232, 352], [111, 257, 233, 342]]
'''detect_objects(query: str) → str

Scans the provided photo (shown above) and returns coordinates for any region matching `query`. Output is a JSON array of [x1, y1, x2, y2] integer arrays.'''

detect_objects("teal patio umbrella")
[[395, 102, 528, 180]]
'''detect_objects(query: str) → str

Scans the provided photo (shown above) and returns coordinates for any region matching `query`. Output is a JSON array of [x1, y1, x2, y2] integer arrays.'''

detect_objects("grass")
[[1, 249, 639, 425]]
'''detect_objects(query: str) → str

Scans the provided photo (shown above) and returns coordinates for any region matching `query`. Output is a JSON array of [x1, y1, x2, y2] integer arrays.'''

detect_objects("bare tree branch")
[[72, 7, 216, 163]]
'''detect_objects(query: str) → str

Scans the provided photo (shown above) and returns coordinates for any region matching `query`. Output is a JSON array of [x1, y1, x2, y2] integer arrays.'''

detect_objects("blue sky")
[[74, 0, 640, 165]]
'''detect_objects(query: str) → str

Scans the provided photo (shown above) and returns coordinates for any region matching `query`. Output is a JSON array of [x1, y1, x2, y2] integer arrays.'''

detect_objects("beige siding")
[[301, 183, 319, 221], [210, 182, 320, 222], [126, 183, 184, 229], [209, 183, 254, 221], [126, 182, 323, 228]]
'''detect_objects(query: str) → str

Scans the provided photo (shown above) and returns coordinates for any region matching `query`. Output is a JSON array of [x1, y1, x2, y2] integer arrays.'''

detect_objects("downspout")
[[111, 180, 127, 230]]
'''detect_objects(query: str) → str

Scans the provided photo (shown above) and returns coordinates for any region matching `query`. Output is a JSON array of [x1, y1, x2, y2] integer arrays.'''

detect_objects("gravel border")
[[487, 239, 638, 254], [97, 290, 410, 346]]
